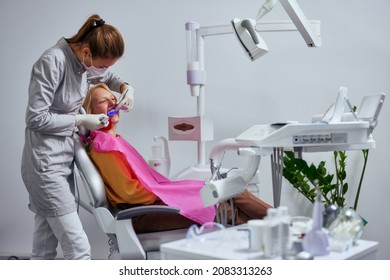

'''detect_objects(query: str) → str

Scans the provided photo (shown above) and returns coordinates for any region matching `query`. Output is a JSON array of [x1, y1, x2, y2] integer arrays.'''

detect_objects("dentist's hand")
[[76, 114, 109, 131], [117, 84, 134, 112]]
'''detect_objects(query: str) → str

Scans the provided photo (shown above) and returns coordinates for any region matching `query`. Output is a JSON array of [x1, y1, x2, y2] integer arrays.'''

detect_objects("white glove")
[[75, 114, 109, 131], [117, 84, 134, 112]]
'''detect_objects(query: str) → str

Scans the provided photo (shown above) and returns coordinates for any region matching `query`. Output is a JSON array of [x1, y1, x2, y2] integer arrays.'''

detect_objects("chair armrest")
[[116, 205, 180, 221]]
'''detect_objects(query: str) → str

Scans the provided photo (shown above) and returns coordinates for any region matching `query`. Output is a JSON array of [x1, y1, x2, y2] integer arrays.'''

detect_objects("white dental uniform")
[[21, 37, 124, 259]]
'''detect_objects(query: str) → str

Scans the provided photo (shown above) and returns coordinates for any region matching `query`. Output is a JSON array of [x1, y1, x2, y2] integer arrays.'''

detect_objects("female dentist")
[[21, 14, 133, 260]]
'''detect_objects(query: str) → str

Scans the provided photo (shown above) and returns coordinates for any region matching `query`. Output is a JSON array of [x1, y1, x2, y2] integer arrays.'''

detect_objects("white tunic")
[[21, 38, 124, 216]]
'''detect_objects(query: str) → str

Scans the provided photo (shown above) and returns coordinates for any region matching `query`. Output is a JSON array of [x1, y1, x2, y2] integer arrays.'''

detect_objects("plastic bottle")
[[277, 206, 292, 258], [148, 136, 171, 177], [302, 184, 329, 256], [263, 208, 282, 259]]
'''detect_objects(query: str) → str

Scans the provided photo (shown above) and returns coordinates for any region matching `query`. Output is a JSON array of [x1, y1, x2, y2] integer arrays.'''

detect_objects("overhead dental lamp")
[[232, 18, 269, 61], [231, 0, 277, 61], [232, 0, 321, 61]]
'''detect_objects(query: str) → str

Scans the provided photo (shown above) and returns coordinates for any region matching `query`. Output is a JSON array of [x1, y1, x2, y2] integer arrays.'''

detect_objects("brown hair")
[[83, 83, 117, 114], [67, 14, 124, 59]]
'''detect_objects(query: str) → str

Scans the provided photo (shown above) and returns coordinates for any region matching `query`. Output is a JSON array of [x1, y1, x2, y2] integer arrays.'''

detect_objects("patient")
[[82, 83, 272, 233]]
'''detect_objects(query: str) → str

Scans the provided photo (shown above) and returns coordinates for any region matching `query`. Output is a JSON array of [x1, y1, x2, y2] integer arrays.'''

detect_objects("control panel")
[[292, 133, 348, 145]]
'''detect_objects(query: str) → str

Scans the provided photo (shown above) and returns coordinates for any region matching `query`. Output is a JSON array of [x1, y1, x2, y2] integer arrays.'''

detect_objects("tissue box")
[[168, 116, 213, 141]]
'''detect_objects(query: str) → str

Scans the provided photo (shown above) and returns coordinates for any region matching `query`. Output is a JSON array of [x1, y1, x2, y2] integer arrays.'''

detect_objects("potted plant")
[[282, 149, 369, 211], [283, 149, 369, 248]]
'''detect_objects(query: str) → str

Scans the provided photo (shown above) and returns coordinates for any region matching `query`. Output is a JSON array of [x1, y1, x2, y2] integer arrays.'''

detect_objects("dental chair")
[[74, 135, 189, 259]]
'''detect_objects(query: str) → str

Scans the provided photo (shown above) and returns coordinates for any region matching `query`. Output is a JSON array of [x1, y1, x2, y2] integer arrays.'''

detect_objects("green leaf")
[[342, 183, 348, 195]]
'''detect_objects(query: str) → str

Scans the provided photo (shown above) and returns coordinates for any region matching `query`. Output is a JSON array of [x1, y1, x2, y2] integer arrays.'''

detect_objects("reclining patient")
[[82, 83, 272, 233]]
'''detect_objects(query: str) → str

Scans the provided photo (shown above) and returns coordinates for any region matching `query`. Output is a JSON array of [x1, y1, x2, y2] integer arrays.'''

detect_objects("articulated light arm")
[[279, 0, 321, 47], [256, 0, 278, 21]]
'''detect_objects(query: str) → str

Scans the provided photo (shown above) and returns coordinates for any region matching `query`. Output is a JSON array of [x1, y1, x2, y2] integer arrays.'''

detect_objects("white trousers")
[[31, 212, 91, 260]]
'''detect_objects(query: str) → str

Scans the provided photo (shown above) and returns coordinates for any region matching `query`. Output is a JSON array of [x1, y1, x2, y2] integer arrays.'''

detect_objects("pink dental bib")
[[90, 130, 215, 224]]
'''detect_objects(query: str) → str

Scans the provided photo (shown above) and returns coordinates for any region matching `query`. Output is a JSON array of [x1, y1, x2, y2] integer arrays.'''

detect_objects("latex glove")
[[76, 114, 109, 131], [117, 84, 134, 112]]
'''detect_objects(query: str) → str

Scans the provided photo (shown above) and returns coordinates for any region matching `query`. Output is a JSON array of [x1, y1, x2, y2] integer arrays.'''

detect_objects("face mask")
[[82, 54, 108, 78]]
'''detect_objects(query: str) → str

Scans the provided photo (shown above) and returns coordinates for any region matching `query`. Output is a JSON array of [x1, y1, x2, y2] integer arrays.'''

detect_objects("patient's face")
[[90, 87, 120, 125]]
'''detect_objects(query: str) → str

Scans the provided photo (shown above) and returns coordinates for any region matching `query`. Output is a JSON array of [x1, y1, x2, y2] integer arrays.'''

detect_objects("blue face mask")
[[82, 54, 108, 78]]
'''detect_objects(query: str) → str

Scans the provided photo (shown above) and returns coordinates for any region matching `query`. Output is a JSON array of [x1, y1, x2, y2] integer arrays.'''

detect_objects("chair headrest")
[[74, 136, 110, 209]]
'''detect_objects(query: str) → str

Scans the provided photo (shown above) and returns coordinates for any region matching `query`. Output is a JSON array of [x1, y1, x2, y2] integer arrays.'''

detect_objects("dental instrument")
[[116, 85, 135, 111], [107, 109, 118, 117], [327, 86, 349, 123]]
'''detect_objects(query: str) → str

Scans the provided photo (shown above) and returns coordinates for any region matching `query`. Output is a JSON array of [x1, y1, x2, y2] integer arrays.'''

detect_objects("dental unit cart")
[[200, 89, 385, 208]]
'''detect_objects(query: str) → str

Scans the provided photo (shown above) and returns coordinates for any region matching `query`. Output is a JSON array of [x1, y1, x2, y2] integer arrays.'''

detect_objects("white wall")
[[1, 0, 389, 259]]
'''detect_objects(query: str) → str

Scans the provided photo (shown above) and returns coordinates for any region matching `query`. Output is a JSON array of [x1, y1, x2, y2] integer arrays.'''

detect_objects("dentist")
[[21, 14, 133, 260]]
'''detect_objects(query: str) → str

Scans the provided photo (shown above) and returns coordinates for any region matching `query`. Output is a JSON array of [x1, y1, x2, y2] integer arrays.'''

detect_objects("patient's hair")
[[66, 14, 125, 59], [83, 83, 117, 114]]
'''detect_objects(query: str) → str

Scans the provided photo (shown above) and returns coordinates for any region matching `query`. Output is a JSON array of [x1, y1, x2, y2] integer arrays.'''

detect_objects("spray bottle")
[[148, 136, 171, 177], [302, 181, 329, 256]]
